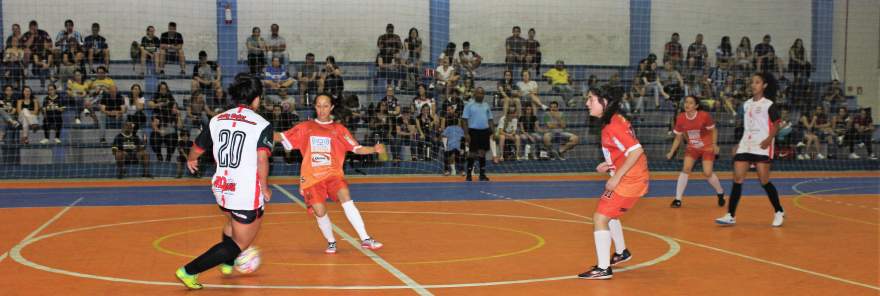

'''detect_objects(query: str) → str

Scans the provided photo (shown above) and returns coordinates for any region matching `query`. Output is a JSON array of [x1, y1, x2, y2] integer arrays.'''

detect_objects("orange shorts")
[[686, 147, 716, 161], [300, 176, 348, 208], [596, 190, 640, 219]]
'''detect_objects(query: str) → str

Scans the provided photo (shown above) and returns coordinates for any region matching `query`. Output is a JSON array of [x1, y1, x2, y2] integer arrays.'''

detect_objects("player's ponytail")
[[228, 73, 263, 106]]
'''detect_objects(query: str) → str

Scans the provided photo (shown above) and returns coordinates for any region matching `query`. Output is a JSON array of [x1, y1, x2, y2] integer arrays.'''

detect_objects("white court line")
[[0, 197, 83, 263], [481, 191, 879, 291], [272, 185, 433, 296]]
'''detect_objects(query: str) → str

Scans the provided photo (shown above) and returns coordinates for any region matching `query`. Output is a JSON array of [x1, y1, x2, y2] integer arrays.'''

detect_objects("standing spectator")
[[40, 84, 63, 144], [852, 108, 875, 159], [543, 60, 575, 107], [139, 26, 160, 75], [83, 23, 109, 73], [788, 38, 810, 81], [318, 56, 344, 99], [404, 27, 422, 87], [53, 20, 82, 63], [663, 33, 683, 68], [441, 105, 464, 175], [124, 84, 147, 132], [461, 87, 493, 181], [415, 104, 438, 160], [98, 77, 127, 144], [517, 69, 545, 110], [266, 24, 288, 64], [505, 26, 526, 71], [0, 85, 20, 139], [67, 70, 97, 126], [191, 50, 223, 104], [377, 24, 402, 60], [754, 35, 781, 76], [541, 101, 579, 160], [263, 56, 294, 92], [525, 28, 542, 76], [686, 33, 708, 73], [16, 86, 40, 144], [393, 107, 419, 161], [22, 20, 52, 71], [112, 122, 151, 178], [158, 22, 186, 75], [458, 41, 482, 79], [715, 36, 733, 70], [246, 27, 267, 74], [735, 36, 753, 76]]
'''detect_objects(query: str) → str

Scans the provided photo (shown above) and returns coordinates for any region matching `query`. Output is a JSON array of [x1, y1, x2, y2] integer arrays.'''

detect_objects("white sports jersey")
[[194, 105, 274, 210], [736, 97, 780, 157]]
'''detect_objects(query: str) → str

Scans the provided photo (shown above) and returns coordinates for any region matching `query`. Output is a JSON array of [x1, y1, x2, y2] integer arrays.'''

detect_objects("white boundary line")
[[479, 191, 879, 291], [0, 197, 83, 263], [272, 184, 433, 296]]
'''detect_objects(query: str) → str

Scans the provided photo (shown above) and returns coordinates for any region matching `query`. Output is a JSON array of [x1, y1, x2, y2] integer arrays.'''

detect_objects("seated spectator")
[[788, 38, 811, 81], [266, 24, 288, 63], [518, 105, 541, 159], [640, 54, 668, 109], [297, 53, 319, 104], [686, 33, 708, 72], [22, 20, 52, 71], [268, 103, 298, 133], [380, 85, 402, 117], [57, 49, 78, 85], [246, 27, 267, 74], [112, 122, 151, 179], [822, 80, 845, 111], [67, 70, 98, 126], [394, 107, 420, 161], [4, 25, 26, 90], [99, 81, 126, 144], [31, 39, 53, 87], [415, 104, 438, 160], [150, 99, 182, 162], [175, 130, 193, 178], [185, 90, 216, 130], [800, 105, 831, 159], [91, 66, 118, 100], [718, 75, 740, 119], [735, 36, 754, 76], [123, 84, 147, 132], [628, 74, 647, 114], [660, 62, 684, 103], [53, 19, 83, 64], [715, 36, 733, 70], [441, 106, 465, 175], [40, 84, 64, 144], [541, 101, 578, 159], [456, 77, 475, 100], [263, 56, 294, 92], [147, 81, 175, 111], [698, 74, 718, 111], [852, 107, 875, 159], [5, 24, 24, 58], [524, 28, 542, 76], [368, 102, 395, 157], [505, 26, 526, 71], [265, 86, 296, 111], [458, 41, 482, 79], [433, 57, 458, 98], [543, 60, 575, 106], [663, 32, 683, 68], [139, 26, 161, 75], [831, 107, 853, 158], [754, 34, 783, 76], [412, 84, 435, 116], [439, 92, 464, 122], [516, 69, 545, 110], [404, 28, 422, 90], [16, 86, 39, 144], [495, 107, 521, 161], [318, 56, 344, 99], [0, 85, 20, 140], [377, 23, 403, 61], [191, 50, 223, 103], [83, 23, 109, 73], [158, 22, 186, 75]]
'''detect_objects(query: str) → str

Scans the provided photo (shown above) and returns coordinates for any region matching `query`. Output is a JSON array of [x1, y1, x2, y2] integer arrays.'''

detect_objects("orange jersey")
[[673, 111, 715, 150], [601, 114, 649, 197], [280, 120, 361, 190]]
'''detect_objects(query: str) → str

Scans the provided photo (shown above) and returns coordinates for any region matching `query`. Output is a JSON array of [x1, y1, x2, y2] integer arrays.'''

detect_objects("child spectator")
[[41, 84, 64, 144], [176, 130, 193, 178], [442, 106, 465, 175]]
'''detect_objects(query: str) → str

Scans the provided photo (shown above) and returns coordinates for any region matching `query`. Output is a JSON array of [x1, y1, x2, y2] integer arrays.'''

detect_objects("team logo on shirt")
[[311, 153, 331, 167], [310, 136, 331, 153]]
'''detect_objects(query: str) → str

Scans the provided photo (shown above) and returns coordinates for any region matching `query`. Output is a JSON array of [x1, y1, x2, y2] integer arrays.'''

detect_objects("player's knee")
[[702, 171, 713, 178]]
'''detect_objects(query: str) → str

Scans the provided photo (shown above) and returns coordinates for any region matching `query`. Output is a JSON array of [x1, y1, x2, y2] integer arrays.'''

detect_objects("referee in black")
[[462, 87, 494, 181]]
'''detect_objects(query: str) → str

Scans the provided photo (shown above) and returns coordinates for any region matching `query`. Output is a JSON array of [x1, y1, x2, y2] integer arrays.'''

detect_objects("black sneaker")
[[479, 174, 490, 181], [577, 265, 613, 280], [610, 249, 632, 266], [465, 173, 472, 182], [717, 193, 725, 207], [670, 199, 682, 208]]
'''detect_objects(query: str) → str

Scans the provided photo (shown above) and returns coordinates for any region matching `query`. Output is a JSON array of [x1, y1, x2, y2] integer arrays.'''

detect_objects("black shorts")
[[733, 153, 771, 163], [468, 128, 491, 151], [219, 205, 264, 224]]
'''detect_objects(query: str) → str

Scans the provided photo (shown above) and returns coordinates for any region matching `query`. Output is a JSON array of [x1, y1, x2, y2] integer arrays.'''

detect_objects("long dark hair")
[[719, 36, 732, 56], [738, 36, 751, 55], [590, 86, 624, 127], [790, 38, 804, 58], [754, 72, 778, 100]]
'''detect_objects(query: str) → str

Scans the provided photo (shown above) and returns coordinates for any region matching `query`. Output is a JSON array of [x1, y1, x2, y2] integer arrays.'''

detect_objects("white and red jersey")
[[736, 97, 780, 157], [673, 111, 715, 149], [279, 119, 361, 190], [601, 115, 650, 197], [194, 105, 274, 211]]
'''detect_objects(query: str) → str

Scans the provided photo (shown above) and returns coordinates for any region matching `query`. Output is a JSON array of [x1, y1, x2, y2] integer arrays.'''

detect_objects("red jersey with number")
[[673, 111, 715, 150], [601, 115, 649, 197], [280, 119, 361, 190]]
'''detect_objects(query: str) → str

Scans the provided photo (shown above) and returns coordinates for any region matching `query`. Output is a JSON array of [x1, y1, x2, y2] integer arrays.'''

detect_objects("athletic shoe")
[[326, 242, 337, 254], [715, 213, 736, 226], [816, 153, 826, 160], [361, 238, 383, 250], [772, 211, 785, 227], [577, 265, 613, 280], [479, 174, 490, 182], [870, 154, 877, 160], [74, 118, 81, 125], [849, 153, 860, 159], [717, 194, 726, 207], [219, 263, 234, 275], [175, 267, 203, 290], [610, 249, 632, 266], [796, 154, 805, 160], [53, 138, 61, 144], [670, 199, 682, 208], [465, 173, 473, 182], [858, 142, 865, 148], [796, 141, 805, 148], [39, 138, 49, 144]]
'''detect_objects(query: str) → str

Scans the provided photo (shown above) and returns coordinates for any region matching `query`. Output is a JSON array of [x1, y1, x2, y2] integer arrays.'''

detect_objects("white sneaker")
[[870, 154, 877, 160], [772, 211, 785, 227], [796, 141, 805, 148], [75, 118, 82, 125], [858, 142, 865, 148], [849, 153, 861, 159], [816, 153, 826, 160], [796, 154, 805, 160], [53, 138, 61, 144], [715, 213, 736, 226], [39, 138, 49, 144]]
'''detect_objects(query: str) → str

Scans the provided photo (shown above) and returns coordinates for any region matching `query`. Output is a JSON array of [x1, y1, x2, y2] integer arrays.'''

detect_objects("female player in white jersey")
[[175, 73, 274, 289], [665, 95, 725, 208], [715, 72, 785, 227]]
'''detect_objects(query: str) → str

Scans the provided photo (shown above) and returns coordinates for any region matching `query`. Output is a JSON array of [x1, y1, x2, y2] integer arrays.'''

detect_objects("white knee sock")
[[675, 172, 689, 200], [707, 173, 724, 194], [341, 201, 370, 241], [315, 214, 335, 243], [594, 230, 612, 269], [608, 219, 627, 254]]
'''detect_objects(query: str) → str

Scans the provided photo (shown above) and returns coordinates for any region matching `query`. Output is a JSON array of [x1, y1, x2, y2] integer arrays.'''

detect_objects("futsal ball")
[[234, 246, 261, 274]]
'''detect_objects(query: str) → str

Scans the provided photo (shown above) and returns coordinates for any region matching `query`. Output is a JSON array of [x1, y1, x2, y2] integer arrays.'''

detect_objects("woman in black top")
[[416, 105, 437, 160], [319, 56, 344, 99], [16, 86, 39, 144], [788, 39, 809, 80], [42, 84, 64, 143]]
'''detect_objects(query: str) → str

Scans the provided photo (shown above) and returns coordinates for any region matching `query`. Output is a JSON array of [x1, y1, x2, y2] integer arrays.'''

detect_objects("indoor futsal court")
[[0, 0, 879, 295]]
